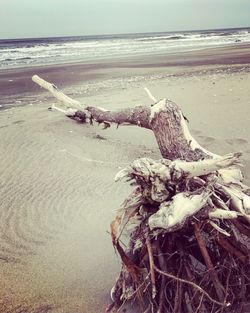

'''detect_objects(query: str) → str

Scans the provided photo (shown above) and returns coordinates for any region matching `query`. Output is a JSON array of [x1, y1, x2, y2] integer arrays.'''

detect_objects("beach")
[[0, 43, 250, 312]]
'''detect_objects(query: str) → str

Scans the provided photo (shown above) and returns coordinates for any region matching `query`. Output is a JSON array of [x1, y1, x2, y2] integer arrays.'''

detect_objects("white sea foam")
[[0, 28, 250, 69]]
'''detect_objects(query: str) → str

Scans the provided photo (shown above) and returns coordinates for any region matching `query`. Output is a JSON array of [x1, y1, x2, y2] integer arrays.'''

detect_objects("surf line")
[[59, 149, 128, 168]]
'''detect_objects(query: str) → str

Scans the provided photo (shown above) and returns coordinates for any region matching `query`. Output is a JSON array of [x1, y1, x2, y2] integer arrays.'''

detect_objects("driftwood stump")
[[33, 75, 250, 313]]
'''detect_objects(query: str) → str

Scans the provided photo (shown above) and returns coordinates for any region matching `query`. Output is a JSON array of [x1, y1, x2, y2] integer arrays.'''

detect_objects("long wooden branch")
[[32, 75, 214, 159], [194, 223, 225, 302], [86, 105, 151, 129], [32, 75, 84, 110], [146, 236, 157, 299], [32, 75, 151, 128]]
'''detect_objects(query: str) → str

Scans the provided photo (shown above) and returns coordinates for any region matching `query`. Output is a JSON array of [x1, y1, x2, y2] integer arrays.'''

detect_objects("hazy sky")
[[0, 0, 249, 39]]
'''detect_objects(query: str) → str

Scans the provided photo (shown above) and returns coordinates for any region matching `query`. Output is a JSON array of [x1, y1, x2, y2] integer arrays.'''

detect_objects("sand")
[[0, 45, 250, 312]]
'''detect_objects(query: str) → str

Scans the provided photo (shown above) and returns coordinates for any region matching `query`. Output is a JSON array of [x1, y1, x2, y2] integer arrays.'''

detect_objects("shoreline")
[[1, 43, 250, 108]]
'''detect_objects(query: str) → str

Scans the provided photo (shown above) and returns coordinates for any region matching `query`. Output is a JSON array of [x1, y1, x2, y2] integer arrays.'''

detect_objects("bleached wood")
[[209, 221, 231, 237], [179, 112, 217, 158], [209, 209, 240, 219], [115, 153, 241, 184], [170, 153, 241, 180], [149, 99, 216, 161], [32, 76, 241, 169], [144, 87, 157, 103], [148, 191, 211, 231], [216, 184, 250, 223], [51, 104, 77, 115], [32, 75, 84, 110]]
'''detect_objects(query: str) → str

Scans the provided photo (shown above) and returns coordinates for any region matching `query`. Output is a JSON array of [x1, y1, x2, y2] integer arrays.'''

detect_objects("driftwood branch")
[[146, 235, 157, 299], [194, 223, 225, 302], [32, 75, 217, 160], [86, 105, 151, 129], [32, 75, 83, 110], [32, 75, 250, 313]]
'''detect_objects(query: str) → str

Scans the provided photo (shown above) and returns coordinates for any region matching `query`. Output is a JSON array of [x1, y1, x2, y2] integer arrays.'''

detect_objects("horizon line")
[[0, 25, 249, 41]]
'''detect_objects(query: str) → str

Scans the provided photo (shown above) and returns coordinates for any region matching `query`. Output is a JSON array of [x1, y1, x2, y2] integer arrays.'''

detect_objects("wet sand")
[[1, 43, 250, 107], [0, 45, 250, 312]]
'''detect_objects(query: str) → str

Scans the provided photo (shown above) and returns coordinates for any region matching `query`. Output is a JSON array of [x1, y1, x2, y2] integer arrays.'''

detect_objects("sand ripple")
[[0, 108, 135, 312], [0, 125, 118, 263]]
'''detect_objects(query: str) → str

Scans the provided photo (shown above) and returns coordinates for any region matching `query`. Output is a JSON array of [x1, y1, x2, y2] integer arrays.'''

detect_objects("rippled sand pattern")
[[1, 123, 100, 262], [0, 106, 153, 312]]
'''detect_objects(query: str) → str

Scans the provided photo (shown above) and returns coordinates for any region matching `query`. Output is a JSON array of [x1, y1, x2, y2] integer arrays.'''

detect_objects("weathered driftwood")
[[32, 75, 216, 160], [32, 75, 250, 313]]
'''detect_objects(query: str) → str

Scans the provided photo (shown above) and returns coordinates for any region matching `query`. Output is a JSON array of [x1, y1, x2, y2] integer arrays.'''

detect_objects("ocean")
[[1, 27, 250, 70]]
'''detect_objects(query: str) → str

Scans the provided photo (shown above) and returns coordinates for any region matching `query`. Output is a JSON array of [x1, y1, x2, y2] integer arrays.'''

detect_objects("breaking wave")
[[1, 27, 250, 70]]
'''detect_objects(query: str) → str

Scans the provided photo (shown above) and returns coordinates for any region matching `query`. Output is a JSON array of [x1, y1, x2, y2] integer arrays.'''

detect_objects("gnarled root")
[[109, 155, 250, 312]]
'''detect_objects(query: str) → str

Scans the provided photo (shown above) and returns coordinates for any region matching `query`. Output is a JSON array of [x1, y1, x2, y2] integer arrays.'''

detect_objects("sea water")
[[1, 27, 250, 70]]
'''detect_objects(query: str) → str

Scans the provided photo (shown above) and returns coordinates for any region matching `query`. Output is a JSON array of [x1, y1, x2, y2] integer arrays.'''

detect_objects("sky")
[[0, 0, 249, 39]]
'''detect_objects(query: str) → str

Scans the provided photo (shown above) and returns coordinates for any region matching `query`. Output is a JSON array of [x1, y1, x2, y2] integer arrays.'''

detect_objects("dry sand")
[[0, 45, 250, 312]]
